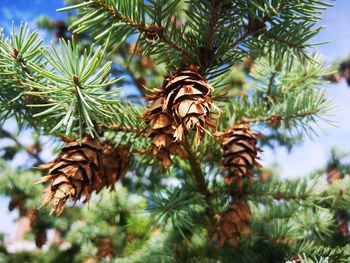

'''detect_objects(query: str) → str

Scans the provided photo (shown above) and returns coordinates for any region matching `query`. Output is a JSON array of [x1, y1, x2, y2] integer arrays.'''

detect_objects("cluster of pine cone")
[[37, 65, 261, 247]]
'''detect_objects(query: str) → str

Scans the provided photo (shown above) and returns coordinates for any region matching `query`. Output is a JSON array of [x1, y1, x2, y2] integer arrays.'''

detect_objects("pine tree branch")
[[0, 127, 44, 164], [242, 109, 321, 124], [108, 124, 143, 134], [262, 32, 306, 49], [88, 1, 190, 59], [228, 1, 289, 50], [202, 0, 220, 68], [11, 48, 35, 82], [88, 2, 144, 32]]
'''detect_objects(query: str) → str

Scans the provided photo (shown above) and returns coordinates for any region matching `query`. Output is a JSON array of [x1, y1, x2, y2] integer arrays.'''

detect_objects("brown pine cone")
[[38, 136, 128, 215], [143, 94, 187, 168], [102, 144, 129, 191], [35, 229, 47, 248], [96, 237, 115, 260], [218, 122, 260, 189], [210, 199, 251, 246], [162, 65, 219, 148]]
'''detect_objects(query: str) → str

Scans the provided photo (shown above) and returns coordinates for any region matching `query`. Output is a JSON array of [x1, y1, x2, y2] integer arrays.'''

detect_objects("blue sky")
[[0, 0, 350, 237]]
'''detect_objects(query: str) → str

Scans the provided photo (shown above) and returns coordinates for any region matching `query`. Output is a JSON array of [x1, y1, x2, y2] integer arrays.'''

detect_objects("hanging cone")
[[101, 144, 129, 191], [27, 208, 39, 228], [327, 168, 341, 184], [210, 199, 251, 246], [38, 136, 104, 215], [38, 136, 129, 215], [218, 122, 260, 189], [8, 195, 27, 216], [337, 217, 350, 238], [162, 65, 220, 148], [96, 237, 115, 260], [35, 229, 47, 248], [143, 92, 187, 168]]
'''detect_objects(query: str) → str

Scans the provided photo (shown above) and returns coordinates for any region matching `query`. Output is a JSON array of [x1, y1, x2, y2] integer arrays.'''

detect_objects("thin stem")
[[202, 0, 220, 68], [242, 110, 320, 124], [262, 32, 306, 49], [108, 124, 142, 134], [0, 127, 44, 164], [266, 71, 277, 96], [228, 1, 289, 50], [184, 143, 216, 217]]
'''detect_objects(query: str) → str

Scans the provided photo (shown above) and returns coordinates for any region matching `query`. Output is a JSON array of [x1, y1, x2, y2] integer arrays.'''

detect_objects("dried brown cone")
[[210, 199, 251, 246], [337, 217, 350, 238], [327, 168, 341, 184], [101, 144, 129, 191], [38, 136, 104, 215], [218, 122, 260, 189], [143, 92, 187, 168], [27, 208, 39, 228], [39, 136, 129, 215], [38, 136, 128, 215], [8, 195, 27, 216], [96, 237, 115, 260], [35, 229, 48, 248], [162, 65, 220, 148]]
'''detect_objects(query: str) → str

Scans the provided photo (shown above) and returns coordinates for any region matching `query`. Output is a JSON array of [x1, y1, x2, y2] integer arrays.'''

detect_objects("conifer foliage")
[[1, 0, 350, 262]]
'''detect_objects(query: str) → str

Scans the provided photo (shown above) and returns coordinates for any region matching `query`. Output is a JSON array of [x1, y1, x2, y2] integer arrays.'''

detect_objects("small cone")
[[210, 199, 251, 246], [35, 229, 47, 248], [218, 122, 260, 189], [327, 168, 340, 184], [8, 196, 26, 216], [337, 217, 349, 238], [96, 237, 115, 260], [27, 208, 39, 228], [101, 144, 129, 191]]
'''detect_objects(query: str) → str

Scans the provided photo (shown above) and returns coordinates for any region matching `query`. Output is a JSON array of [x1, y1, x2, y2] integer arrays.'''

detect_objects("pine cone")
[[8, 195, 26, 216], [218, 122, 260, 188], [162, 65, 219, 148], [38, 136, 128, 215], [96, 237, 115, 260], [143, 94, 187, 168], [337, 217, 350, 238], [35, 229, 47, 248], [327, 168, 341, 184], [210, 199, 251, 246], [27, 208, 39, 228], [102, 144, 129, 190]]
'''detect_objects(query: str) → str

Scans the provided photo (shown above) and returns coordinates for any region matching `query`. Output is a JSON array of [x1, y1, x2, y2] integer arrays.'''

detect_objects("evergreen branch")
[[87, 1, 145, 33], [24, 39, 124, 137], [63, 0, 190, 59], [248, 175, 326, 205], [0, 23, 47, 126], [294, 244, 350, 263], [146, 187, 203, 239], [108, 124, 142, 134], [242, 109, 321, 125], [262, 32, 306, 49]]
